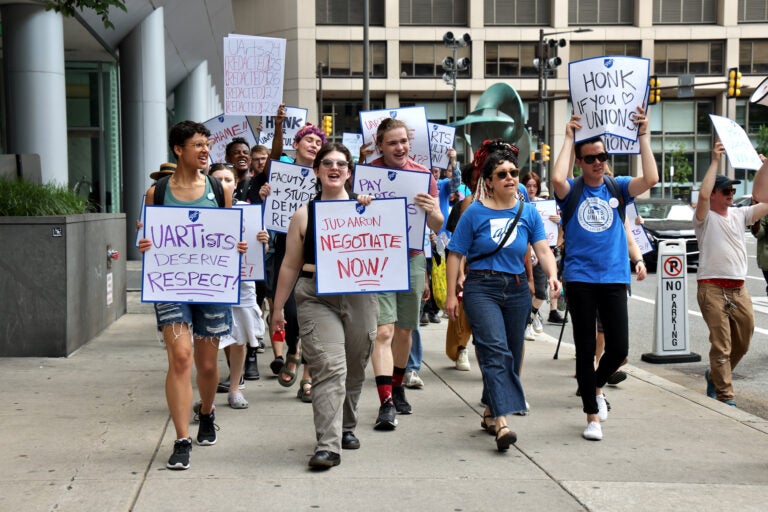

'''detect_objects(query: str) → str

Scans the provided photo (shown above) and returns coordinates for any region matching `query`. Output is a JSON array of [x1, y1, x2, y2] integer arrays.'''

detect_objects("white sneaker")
[[404, 370, 424, 388], [227, 392, 249, 409], [524, 325, 535, 341], [532, 312, 544, 334], [583, 421, 603, 441], [456, 349, 470, 371], [596, 394, 608, 422]]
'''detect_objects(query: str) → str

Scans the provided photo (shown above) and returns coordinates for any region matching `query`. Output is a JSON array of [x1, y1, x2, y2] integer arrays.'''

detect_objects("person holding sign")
[[695, 142, 768, 407], [367, 118, 443, 429], [551, 107, 657, 442], [137, 121, 247, 471], [445, 148, 560, 452], [270, 143, 378, 469]]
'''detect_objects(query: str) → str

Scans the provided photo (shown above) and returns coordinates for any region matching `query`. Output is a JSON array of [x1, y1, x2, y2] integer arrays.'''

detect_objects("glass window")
[[484, 0, 550, 25], [485, 42, 538, 77], [653, 0, 717, 24], [400, 0, 468, 25], [316, 0, 385, 25], [740, 40, 768, 75], [738, 0, 768, 22], [400, 42, 471, 78], [316, 42, 387, 78], [569, 0, 633, 25], [654, 41, 724, 76], [322, 98, 386, 144], [570, 42, 641, 61]]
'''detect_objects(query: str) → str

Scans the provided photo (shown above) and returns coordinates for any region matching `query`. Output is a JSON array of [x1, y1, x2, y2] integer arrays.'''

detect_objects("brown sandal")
[[480, 413, 496, 436], [495, 425, 517, 452]]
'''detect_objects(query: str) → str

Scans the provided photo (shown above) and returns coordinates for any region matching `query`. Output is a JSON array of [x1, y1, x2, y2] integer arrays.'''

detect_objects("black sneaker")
[[166, 438, 192, 470], [244, 347, 260, 380], [391, 386, 412, 415], [419, 313, 429, 326], [341, 431, 360, 450], [374, 400, 398, 430], [217, 374, 245, 393], [606, 370, 627, 386], [428, 312, 441, 324], [548, 310, 567, 324], [197, 410, 219, 446], [255, 338, 265, 353]]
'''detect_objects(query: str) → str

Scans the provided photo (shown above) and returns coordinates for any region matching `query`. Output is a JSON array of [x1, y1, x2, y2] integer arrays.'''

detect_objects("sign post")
[[642, 240, 701, 363]]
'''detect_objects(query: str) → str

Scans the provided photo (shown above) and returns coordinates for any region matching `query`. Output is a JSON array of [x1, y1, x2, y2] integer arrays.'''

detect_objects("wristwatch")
[[633, 259, 645, 268]]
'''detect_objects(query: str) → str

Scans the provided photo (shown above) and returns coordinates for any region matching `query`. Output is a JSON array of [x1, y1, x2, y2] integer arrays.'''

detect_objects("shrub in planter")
[[0, 177, 89, 216]]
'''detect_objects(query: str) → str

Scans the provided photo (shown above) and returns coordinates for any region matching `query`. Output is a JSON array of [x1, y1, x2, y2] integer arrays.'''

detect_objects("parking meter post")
[[642, 240, 701, 364]]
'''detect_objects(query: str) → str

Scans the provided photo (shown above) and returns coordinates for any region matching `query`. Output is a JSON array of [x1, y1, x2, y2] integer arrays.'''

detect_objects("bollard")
[[642, 240, 701, 363]]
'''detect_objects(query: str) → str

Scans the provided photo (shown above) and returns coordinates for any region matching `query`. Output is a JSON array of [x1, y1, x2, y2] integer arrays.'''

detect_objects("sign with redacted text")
[[223, 34, 286, 116], [352, 164, 431, 251], [314, 198, 410, 295], [709, 114, 763, 170], [258, 106, 308, 150], [204, 114, 258, 165], [569, 56, 650, 144], [263, 160, 316, 233], [141, 206, 243, 304], [429, 123, 456, 170], [236, 203, 265, 281], [359, 107, 431, 168]]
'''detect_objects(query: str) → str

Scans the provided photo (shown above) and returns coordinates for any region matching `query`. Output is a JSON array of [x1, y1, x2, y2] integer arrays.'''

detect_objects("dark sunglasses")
[[720, 188, 736, 195], [493, 169, 520, 179], [581, 152, 609, 164]]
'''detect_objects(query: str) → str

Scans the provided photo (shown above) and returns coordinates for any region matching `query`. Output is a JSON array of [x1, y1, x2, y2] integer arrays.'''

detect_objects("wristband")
[[633, 259, 645, 267]]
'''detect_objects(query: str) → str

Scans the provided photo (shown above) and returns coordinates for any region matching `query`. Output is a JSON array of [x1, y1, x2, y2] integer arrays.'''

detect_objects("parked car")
[[734, 194, 752, 208], [634, 198, 698, 272]]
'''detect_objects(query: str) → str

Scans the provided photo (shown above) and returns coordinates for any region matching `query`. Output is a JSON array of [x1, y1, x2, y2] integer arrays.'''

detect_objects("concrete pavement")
[[2, 307, 768, 512]]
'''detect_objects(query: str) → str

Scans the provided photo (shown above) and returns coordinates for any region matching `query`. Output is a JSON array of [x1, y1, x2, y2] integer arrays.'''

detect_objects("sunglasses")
[[720, 188, 736, 195], [493, 169, 520, 179], [580, 152, 609, 164], [320, 159, 349, 169]]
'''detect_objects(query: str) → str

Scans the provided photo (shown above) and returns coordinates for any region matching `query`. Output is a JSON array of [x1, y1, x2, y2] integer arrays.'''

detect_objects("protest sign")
[[342, 133, 364, 161], [258, 106, 308, 150], [604, 134, 640, 155], [627, 202, 653, 255], [263, 160, 316, 233], [141, 206, 242, 304], [359, 107, 431, 168], [352, 164, 430, 251], [236, 203, 265, 281], [204, 114, 258, 165], [709, 114, 763, 170], [569, 56, 650, 143], [135, 196, 145, 247], [314, 198, 410, 295], [532, 199, 559, 246], [223, 34, 286, 116], [429, 123, 456, 169]]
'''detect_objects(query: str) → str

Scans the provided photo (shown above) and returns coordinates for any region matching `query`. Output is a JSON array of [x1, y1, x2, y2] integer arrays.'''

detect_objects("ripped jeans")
[[154, 302, 232, 339]]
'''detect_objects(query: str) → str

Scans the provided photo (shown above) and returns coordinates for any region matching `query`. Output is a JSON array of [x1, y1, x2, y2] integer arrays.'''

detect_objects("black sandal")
[[269, 356, 284, 375], [480, 413, 496, 436], [495, 425, 517, 452]]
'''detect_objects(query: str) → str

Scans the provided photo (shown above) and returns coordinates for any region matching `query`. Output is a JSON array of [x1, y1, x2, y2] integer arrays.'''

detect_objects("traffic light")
[[322, 115, 333, 137], [541, 144, 551, 162], [727, 67, 742, 98], [648, 75, 661, 105], [531, 150, 538, 162]]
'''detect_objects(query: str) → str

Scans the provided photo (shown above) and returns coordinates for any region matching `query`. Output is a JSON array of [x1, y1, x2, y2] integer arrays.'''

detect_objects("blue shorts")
[[154, 302, 232, 339]]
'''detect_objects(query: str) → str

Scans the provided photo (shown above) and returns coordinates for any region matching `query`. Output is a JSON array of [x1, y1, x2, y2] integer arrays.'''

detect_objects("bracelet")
[[638, 132, 647, 137], [633, 259, 645, 267]]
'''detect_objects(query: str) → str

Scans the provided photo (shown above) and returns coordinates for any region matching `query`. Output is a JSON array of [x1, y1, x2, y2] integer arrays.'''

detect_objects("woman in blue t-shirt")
[[445, 149, 560, 452]]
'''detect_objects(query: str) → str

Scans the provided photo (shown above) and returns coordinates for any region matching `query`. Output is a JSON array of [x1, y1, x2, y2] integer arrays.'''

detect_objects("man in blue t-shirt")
[[551, 109, 658, 442]]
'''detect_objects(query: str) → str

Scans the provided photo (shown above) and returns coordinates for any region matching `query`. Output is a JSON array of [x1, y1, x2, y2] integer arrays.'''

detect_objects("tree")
[[44, 0, 127, 29], [756, 125, 768, 158], [665, 142, 693, 200]]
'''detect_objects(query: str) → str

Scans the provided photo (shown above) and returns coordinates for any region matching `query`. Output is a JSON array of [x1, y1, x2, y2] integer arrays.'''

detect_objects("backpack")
[[560, 175, 625, 228], [153, 174, 226, 207]]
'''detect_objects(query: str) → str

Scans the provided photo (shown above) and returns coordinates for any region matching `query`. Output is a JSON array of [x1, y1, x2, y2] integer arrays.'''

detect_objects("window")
[[740, 40, 768, 75], [323, 99, 386, 142], [316, 42, 387, 78], [654, 41, 723, 76], [485, 42, 538, 77], [484, 0, 549, 25], [739, 0, 768, 22], [570, 41, 641, 61], [316, 0, 385, 25], [400, 0, 467, 25], [569, 0, 633, 25], [400, 42, 471, 78], [653, 0, 717, 24], [736, 99, 768, 135]]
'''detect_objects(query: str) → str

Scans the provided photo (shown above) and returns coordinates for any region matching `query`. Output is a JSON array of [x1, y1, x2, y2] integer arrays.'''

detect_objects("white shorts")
[[222, 304, 265, 347]]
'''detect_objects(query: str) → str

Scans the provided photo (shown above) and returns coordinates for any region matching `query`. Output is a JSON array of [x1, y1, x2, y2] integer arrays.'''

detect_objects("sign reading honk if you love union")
[[569, 56, 650, 144]]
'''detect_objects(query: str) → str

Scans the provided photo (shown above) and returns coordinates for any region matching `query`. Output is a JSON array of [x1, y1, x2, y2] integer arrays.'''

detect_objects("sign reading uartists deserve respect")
[[204, 114, 258, 165], [258, 106, 308, 150], [141, 206, 243, 304], [223, 34, 286, 116], [263, 160, 316, 233], [359, 107, 431, 168], [352, 164, 431, 251], [236, 203, 265, 281], [314, 198, 410, 295], [429, 123, 456, 169], [569, 56, 650, 143]]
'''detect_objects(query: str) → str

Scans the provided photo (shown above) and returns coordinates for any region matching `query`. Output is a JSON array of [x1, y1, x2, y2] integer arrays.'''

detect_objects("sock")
[[532, 307, 539, 315], [375, 375, 393, 403], [392, 366, 406, 387]]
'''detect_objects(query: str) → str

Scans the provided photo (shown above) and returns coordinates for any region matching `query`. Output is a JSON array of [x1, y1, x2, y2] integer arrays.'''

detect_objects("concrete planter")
[[0, 214, 126, 356]]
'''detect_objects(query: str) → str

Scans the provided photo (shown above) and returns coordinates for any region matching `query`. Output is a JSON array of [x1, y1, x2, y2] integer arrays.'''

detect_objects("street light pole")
[[317, 62, 324, 126], [442, 32, 471, 124]]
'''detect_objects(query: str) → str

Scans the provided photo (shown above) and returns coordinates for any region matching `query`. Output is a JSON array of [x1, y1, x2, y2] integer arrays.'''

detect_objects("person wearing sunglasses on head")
[[695, 141, 768, 408], [551, 106, 658, 442]]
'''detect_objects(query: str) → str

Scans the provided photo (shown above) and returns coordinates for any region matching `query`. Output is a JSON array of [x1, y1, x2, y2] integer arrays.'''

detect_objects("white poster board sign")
[[709, 114, 763, 170], [569, 56, 650, 143], [314, 198, 410, 295], [604, 134, 640, 155], [627, 202, 653, 255], [429, 123, 456, 170], [359, 107, 432, 168], [352, 164, 430, 251], [223, 34, 286, 116], [258, 106, 308, 150], [263, 160, 316, 233], [204, 114, 258, 165], [236, 203, 265, 281], [141, 206, 243, 304], [532, 199, 559, 246], [342, 133, 364, 161]]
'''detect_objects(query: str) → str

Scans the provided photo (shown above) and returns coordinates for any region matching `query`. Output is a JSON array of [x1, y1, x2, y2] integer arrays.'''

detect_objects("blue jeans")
[[154, 302, 232, 339], [407, 301, 426, 372], [462, 271, 530, 417]]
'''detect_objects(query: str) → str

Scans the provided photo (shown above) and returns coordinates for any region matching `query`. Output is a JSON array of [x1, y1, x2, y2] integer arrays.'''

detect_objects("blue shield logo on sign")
[[356, 203, 366, 215], [387, 171, 397, 181], [188, 210, 200, 222], [603, 58, 614, 68], [301, 168, 309, 178], [390, 111, 397, 118]]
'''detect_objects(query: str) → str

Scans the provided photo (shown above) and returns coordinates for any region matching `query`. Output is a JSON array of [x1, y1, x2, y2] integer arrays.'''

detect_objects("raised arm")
[[551, 116, 580, 200], [695, 141, 724, 222]]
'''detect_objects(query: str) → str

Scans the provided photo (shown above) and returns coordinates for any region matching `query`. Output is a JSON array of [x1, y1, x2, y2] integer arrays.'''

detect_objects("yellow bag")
[[431, 257, 447, 311]]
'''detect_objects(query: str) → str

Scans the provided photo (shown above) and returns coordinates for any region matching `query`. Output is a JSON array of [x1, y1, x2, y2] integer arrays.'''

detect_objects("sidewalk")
[[2, 311, 768, 512]]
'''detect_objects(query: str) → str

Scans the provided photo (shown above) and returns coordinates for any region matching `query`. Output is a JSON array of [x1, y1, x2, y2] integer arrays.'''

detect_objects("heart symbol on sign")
[[622, 92, 634, 104], [604, 58, 614, 68]]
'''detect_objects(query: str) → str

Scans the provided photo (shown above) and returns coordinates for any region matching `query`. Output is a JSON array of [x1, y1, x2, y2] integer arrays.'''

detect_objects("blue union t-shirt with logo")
[[556, 176, 632, 284]]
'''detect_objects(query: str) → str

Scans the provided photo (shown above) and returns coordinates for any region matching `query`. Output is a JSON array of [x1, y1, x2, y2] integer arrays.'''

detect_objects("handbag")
[[466, 202, 524, 265]]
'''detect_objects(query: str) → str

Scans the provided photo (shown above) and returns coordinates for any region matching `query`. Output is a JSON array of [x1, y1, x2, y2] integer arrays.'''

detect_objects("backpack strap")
[[207, 174, 226, 207], [153, 174, 225, 207], [603, 175, 626, 225], [560, 177, 584, 228]]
